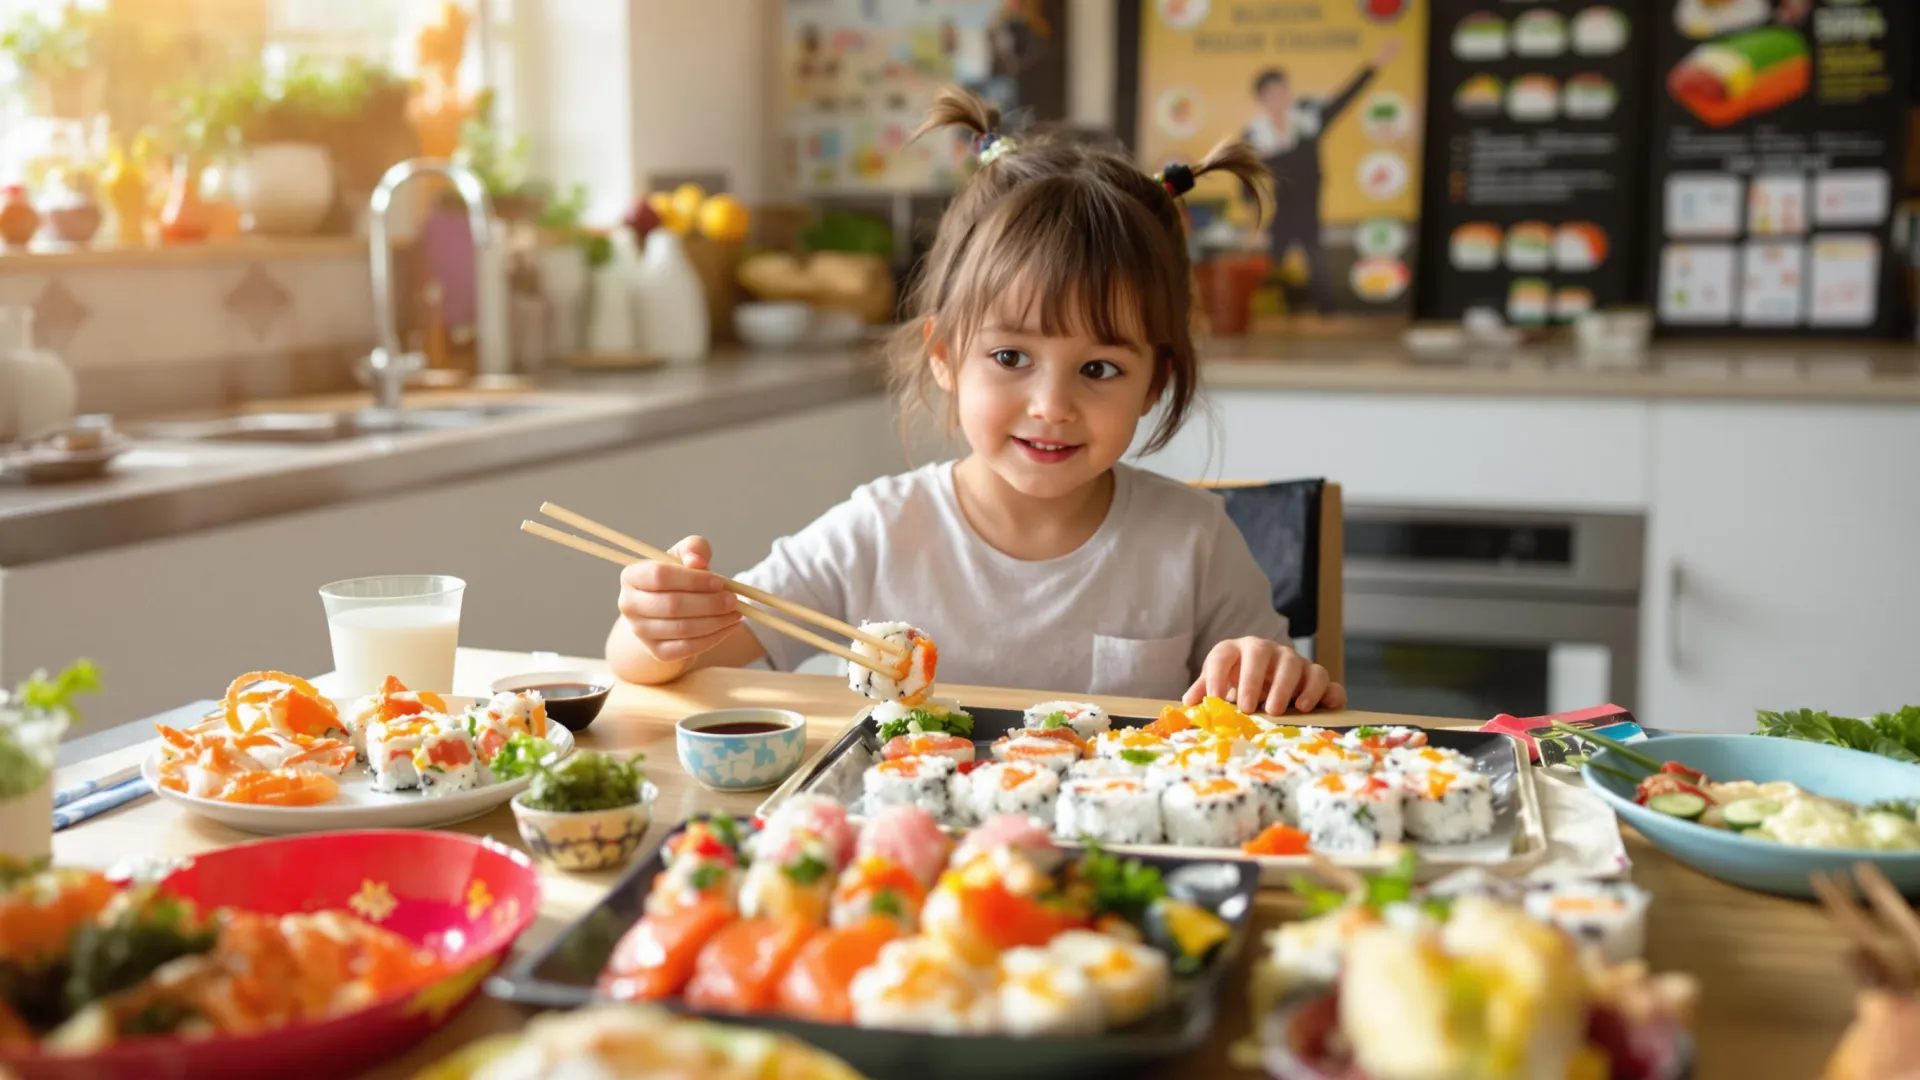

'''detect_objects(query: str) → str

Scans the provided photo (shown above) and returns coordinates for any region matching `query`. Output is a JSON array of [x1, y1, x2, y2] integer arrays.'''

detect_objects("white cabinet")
[[1, 396, 902, 729], [1641, 403, 1920, 732]]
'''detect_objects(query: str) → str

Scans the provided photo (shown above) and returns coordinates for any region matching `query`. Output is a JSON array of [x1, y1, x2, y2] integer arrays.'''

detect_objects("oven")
[[1339, 506, 1644, 721]]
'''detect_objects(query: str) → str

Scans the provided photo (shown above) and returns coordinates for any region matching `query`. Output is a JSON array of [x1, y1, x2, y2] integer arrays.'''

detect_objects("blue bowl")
[[675, 708, 809, 792], [1583, 734, 1920, 899]]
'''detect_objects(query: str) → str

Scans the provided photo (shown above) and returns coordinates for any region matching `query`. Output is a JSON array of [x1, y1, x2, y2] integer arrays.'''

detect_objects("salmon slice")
[[776, 918, 900, 1024], [598, 897, 734, 1001], [684, 917, 816, 1015]]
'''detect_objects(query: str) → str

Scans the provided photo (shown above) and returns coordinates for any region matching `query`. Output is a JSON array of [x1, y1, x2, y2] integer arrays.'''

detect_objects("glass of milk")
[[319, 575, 466, 697]]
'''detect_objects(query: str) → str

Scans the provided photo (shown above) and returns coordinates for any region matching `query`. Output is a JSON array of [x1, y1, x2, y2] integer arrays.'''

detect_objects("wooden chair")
[[1191, 479, 1345, 685]]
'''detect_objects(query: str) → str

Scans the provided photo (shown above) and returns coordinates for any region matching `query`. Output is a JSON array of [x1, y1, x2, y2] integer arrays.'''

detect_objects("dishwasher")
[[1339, 506, 1644, 720]]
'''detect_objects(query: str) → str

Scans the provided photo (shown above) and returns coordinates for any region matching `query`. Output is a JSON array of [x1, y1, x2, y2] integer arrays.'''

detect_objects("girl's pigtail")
[[911, 86, 1001, 145], [1190, 138, 1269, 222]]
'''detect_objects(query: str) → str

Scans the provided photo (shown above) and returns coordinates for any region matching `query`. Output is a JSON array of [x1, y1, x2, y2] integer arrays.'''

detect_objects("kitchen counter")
[[1205, 337, 1920, 402], [0, 351, 884, 566]]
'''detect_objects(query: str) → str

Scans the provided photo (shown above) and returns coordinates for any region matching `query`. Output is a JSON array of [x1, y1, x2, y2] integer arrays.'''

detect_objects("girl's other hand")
[[616, 536, 742, 662], [1184, 637, 1348, 714]]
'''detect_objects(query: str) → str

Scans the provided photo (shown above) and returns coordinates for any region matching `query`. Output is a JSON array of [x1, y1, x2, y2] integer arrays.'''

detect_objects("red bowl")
[[2, 830, 540, 1080]]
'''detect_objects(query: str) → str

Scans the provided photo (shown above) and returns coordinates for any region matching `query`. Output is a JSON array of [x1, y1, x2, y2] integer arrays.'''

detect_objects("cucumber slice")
[[1646, 792, 1708, 821], [1721, 797, 1782, 831]]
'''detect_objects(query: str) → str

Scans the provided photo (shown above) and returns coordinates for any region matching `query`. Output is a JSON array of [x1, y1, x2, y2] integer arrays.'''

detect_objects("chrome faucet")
[[362, 158, 500, 410]]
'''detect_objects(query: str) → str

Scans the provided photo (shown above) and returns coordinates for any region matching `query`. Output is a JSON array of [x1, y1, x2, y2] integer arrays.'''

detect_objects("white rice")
[[993, 947, 1105, 1035], [1091, 729, 1171, 760], [850, 937, 995, 1034], [1231, 756, 1305, 827], [1398, 766, 1495, 843], [1161, 777, 1262, 847], [990, 734, 1080, 775], [1046, 930, 1171, 1028], [1522, 881, 1650, 962], [366, 718, 432, 792], [1296, 773, 1404, 852], [847, 621, 937, 704], [863, 754, 958, 819], [1055, 776, 1165, 845], [962, 762, 1060, 826]]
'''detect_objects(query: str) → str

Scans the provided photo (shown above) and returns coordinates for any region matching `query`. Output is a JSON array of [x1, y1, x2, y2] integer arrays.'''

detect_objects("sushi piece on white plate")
[[365, 716, 439, 792], [1161, 777, 1262, 848], [863, 754, 958, 819], [410, 727, 492, 796], [989, 734, 1079, 775], [1398, 766, 1496, 844], [1297, 773, 1405, 852], [1023, 701, 1111, 741], [1523, 880, 1650, 962], [993, 947, 1105, 1035], [850, 937, 995, 1034], [1047, 930, 1172, 1027], [961, 762, 1060, 826], [1055, 776, 1165, 846], [1091, 729, 1172, 761], [463, 690, 547, 763], [847, 622, 939, 705], [1231, 755, 1306, 827]]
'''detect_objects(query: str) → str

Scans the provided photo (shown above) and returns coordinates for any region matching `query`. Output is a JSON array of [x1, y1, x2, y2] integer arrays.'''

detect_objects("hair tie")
[[1156, 162, 1196, 196], [973, 130, 1015, 165]]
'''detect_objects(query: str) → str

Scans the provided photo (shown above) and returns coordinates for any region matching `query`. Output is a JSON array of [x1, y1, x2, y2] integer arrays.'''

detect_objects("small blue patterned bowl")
[[676, 708, 809, 792]]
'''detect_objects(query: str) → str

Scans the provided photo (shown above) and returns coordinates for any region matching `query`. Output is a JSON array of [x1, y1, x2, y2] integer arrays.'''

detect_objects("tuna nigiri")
[[880, 732, 976, 765], [777, 918, 901, 1024], [598, 897, 734, 1001], [684, 917, 816, 1015], [857, 804, 951, 887]]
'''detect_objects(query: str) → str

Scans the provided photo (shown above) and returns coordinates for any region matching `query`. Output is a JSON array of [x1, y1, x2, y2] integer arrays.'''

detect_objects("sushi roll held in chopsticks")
[[848, 621, 939, 705]]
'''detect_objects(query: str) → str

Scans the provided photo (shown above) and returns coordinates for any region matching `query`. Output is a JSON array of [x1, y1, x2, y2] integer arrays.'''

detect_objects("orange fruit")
[[697, 194, 750, 242]]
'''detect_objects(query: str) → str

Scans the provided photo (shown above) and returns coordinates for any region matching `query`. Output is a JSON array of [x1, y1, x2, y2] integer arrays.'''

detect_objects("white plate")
[[141, 697, 577, 835]]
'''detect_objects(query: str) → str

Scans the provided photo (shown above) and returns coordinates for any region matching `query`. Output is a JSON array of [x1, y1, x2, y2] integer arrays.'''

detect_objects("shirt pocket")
[[1090, 633, 1194, 700]]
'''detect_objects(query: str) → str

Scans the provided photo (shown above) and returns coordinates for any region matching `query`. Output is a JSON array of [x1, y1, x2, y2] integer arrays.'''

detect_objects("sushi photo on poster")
[[1415, 1, 1653, 327], [1647, 0, 1913, 337], [1116, 0, 1429, 334]]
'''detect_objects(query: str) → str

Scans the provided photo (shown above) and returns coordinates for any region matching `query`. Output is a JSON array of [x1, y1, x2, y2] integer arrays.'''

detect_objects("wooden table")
[[52, 650, 1859, 1080]]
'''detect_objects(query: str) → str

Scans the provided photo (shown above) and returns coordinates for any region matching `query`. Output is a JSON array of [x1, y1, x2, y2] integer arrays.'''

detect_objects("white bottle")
[[0, 307, 76, 442], [586, 229, 638, 355], [633, 229, 709, 362]]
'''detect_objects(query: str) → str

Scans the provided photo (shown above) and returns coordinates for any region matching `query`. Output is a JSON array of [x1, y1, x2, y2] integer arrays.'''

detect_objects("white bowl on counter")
[[734, 302, 813, 350]]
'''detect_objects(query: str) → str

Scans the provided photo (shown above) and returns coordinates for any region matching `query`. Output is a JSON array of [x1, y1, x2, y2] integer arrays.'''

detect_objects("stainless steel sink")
[[137, 403, 551, 444]]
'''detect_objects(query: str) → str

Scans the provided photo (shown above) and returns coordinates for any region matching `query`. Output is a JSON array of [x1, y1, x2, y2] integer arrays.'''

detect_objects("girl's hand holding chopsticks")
[[617, 536, 745, 663]]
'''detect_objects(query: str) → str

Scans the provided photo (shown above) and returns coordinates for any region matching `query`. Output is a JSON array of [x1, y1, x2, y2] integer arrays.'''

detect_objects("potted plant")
[[1, 6, 104, 120], [0, 660, 100, 864], [510, 750, 657, 872]]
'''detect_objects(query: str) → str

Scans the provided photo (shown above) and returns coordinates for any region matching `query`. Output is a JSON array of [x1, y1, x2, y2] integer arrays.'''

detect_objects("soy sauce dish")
[[676, 708, 808, 792], [492, 671, 615, 732]]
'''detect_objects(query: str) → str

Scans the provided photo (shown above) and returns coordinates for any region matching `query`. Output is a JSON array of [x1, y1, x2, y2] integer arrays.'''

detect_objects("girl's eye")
[[990, 348, 1031, 369], [1081, 360, 1123, 380]]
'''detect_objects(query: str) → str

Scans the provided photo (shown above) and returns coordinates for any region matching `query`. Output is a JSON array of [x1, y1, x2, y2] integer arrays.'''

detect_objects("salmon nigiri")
[[598, 896, 734, 1001], [684, 917, 816, 1015], [777, 917, 901, 1024]]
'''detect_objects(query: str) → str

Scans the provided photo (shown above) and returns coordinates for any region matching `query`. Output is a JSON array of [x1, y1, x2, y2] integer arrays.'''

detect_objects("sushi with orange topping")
[[1298, 772, 1405, 851]]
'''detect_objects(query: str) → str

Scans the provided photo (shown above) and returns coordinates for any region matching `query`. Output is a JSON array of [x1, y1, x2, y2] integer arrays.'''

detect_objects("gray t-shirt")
[[735, 462, 1287, 700]]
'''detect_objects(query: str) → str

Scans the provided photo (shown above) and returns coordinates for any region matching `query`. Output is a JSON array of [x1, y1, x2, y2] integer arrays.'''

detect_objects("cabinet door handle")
[[1668, 561, 1684, 671]]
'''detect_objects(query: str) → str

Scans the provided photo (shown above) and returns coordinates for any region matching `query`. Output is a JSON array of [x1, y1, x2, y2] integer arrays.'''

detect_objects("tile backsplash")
[[0, 252, 375, 418]]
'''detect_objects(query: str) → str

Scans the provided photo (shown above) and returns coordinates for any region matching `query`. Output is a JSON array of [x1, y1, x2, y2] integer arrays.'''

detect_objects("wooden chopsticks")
[[520, 505, 906, 679], [1812, 862, 1920, 991]]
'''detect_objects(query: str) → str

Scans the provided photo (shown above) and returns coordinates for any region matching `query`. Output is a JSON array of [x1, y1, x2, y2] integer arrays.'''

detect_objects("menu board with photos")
[[1125, 0, 1429, 321], [1648, 0, 1910, 335], [1417, 2, 1650, 324]]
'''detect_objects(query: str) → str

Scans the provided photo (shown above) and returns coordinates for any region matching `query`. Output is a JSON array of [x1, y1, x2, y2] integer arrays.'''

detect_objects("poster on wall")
[[1121, 0, 1430, 325], [1417, 2, 1651, 325], [784, 0, 1068, 195], [1648, 0, 1910, 336]]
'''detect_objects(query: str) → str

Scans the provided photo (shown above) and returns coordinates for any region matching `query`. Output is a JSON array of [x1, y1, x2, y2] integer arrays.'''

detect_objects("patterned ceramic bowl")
[[511, 782, 659, 872], [676, 708, 808, 792]]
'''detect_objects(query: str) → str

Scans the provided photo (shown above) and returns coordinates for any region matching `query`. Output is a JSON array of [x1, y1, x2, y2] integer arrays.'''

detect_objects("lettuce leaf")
[[1755, 706, 1920, 763]]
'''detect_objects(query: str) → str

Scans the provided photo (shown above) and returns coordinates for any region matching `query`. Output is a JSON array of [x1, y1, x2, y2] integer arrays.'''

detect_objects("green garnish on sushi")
[[1119, 749, 1161, 766], [1074, 841, 1167, 918], [689, 864, 725, 890], [1353, 725, 1384, 738], [1041, 712, 1071, 730], [877, 706, 975, 741], [491, 731, 558, 780], [782, 854, 830, 885]]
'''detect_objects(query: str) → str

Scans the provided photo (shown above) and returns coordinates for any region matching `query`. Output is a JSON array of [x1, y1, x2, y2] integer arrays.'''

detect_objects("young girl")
[[607, 89, 1346, 716]]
